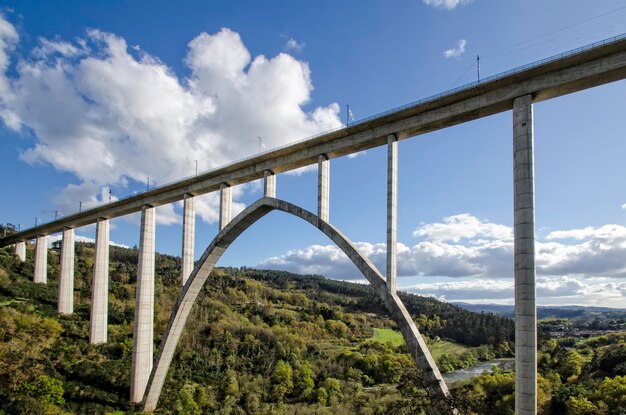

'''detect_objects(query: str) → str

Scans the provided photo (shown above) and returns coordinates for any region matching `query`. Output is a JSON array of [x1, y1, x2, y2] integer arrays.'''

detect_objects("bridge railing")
[[27, 33, 626, 231]]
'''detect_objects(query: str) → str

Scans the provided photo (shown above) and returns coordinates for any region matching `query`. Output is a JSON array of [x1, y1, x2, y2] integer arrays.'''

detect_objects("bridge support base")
[[513, 94, 537, 415], [131, 206, 155, 404], [58, 228, 75, 315], [34, 235, 47, 284], [90, 218, 110, 344], [15, 241, 26, 262]]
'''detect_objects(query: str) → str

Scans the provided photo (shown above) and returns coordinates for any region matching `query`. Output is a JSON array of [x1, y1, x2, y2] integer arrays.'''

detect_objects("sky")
[[0, 0, 625, 307]]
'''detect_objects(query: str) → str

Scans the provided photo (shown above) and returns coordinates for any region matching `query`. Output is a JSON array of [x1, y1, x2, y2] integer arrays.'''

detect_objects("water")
[[443, 358, 515, 384]]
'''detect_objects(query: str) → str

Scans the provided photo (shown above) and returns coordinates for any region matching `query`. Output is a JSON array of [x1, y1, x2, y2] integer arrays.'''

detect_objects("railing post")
[[264, 170, 276, 198], [90, 218, 110, 344], [34, 235, 47, 284], [317, 155, 330, 222], [387, 134, 398, 294], [181, 194, 195, 286], [58, 227, 75, 315], [131, 205, 155, 404], [219, 184, 232, 231], [513, 94, 537, 415]]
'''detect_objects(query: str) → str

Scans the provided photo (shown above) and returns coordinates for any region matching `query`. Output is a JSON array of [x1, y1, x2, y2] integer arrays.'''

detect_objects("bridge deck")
[[2, 34, 626, 246]]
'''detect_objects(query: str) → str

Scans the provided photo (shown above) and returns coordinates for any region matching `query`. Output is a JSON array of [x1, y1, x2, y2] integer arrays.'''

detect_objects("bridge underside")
[[142, 197, 450, 412]]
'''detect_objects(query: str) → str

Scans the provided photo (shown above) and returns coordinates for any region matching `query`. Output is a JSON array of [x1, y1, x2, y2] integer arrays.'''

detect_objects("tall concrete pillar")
[[317, 155, 330, 222], [219, 183, 231, 231], [34, 235, 47, 284], [387, 134, 398, 294], [15, 241, 26, 262], [90, 218, 110, 344], [131, 205, 155, 404], [58, 228, 75, 315], [181, 194, 195, 286], [264, 170, 276, 198], [513, 94, 537, 415]]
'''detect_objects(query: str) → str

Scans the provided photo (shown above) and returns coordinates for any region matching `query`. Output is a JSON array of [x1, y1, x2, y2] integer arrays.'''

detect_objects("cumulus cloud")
[[400, 276, 626, 307], [423, 0, 471, 10], [413, 213, 511, 242], [443, 39, 467, 58], [285, 37, 305, 51], [0, 17, 342, 225], [47, 233, 129, 249], [622, 203, 626, 210], [260, 215, 626, 283]]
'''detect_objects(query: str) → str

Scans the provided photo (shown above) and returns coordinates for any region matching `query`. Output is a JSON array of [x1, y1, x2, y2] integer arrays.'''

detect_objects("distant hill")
[[452, 302, 626, 320]]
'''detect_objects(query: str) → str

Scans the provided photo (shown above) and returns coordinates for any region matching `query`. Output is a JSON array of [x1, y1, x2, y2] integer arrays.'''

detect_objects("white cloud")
[[443, 39, 467, 58], [399, 276, 626, 307], [622, 203, 626, 210], [0, 18, 342, 225], [47, 233, 129, 249], [413, 213, 511, 242], [285, 37, 305, 51], [423, 0, 471, 10], [260, 214, 626, 284]]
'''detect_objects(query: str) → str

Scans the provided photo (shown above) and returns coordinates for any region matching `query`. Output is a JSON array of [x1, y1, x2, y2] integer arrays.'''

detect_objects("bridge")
[[1, 34, 626, 415]]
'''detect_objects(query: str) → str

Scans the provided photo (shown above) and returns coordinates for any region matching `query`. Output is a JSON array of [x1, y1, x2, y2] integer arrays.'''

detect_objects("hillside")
[[1, 242, 624, 415], [0, 242, 514, 414]]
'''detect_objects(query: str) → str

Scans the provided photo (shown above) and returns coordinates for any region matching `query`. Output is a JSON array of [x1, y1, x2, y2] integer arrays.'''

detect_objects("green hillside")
[[0, 242, 623, 414]]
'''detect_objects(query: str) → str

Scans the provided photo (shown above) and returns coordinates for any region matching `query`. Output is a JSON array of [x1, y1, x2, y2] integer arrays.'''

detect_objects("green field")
[[371, 328, 405, 346], [370, 328, 469, 359]]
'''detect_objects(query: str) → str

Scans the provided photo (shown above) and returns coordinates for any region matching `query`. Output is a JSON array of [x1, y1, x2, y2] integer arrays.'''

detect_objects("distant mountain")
[[451, 302, 626, 320]]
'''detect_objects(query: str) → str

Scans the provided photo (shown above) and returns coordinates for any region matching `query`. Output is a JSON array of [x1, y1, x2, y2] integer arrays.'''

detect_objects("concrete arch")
[[143, 197, 449, 411]]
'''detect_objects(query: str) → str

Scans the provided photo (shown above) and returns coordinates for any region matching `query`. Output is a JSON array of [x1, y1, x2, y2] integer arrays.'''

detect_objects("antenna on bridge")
[[194, 160, 198, 176], [79, 201, 82, 213], [55, 210, 58, 220], [477, 55, 481, 84], [35, 217, 38, 226], [109, 188, 112, 203], [258, 137, 265, 154], [346, 105, 355, 126]]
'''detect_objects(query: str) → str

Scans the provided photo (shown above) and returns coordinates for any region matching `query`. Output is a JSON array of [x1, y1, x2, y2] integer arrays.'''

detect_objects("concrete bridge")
[[1, 34, 626, 415]]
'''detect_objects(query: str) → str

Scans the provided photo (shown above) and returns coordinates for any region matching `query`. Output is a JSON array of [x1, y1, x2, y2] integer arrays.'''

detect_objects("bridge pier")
[[264, 170, 276, 198], [58, 227, 75, 315], [513, 94, 537, 415], [15, 241, 26, 261], [34, 235, 47, 284], [181, 194, 195, 286], [387, 134, 398, 294], [90, 218, 110, 344], [131, 205, 155, 404], [317, 155, 329, 221], [219, 183, 232, 231]]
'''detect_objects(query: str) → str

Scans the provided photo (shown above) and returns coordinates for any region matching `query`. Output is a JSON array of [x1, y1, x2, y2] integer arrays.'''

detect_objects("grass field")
[[370, 328, 469, 359], [371, 328, 405, 346]]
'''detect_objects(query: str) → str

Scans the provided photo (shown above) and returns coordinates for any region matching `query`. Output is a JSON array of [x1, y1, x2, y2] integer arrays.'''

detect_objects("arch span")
[[143, 197, 449, 411]]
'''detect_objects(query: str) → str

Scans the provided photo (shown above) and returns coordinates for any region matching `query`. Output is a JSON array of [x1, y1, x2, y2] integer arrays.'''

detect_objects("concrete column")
[[15, 241, 26, 262], [58, 228, 75, 315], [90, 218, 110, 344], [131, 205, 155, 404], [181, 194, 195, 286], [317, 154, 330, 222], [219, 183, 231, 231], [513, 94, 537, 415], [264, 170, 276, 198], [387, 134, 398, 294], [34, 235, 47, 284]]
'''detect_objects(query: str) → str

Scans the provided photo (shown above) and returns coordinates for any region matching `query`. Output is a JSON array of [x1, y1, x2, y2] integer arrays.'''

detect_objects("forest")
[[0, 242, 624, 414]]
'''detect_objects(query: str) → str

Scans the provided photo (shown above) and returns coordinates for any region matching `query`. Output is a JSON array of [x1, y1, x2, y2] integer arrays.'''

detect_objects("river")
[[443, 358, 515, 384]]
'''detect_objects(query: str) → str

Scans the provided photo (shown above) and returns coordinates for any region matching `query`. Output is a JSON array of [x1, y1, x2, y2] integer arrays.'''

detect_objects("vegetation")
[[0, 242, 623, 414]]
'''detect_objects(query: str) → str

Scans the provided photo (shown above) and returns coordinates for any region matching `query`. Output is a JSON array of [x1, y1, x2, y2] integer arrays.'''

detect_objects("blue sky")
[[1, 0, 625, 306]]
